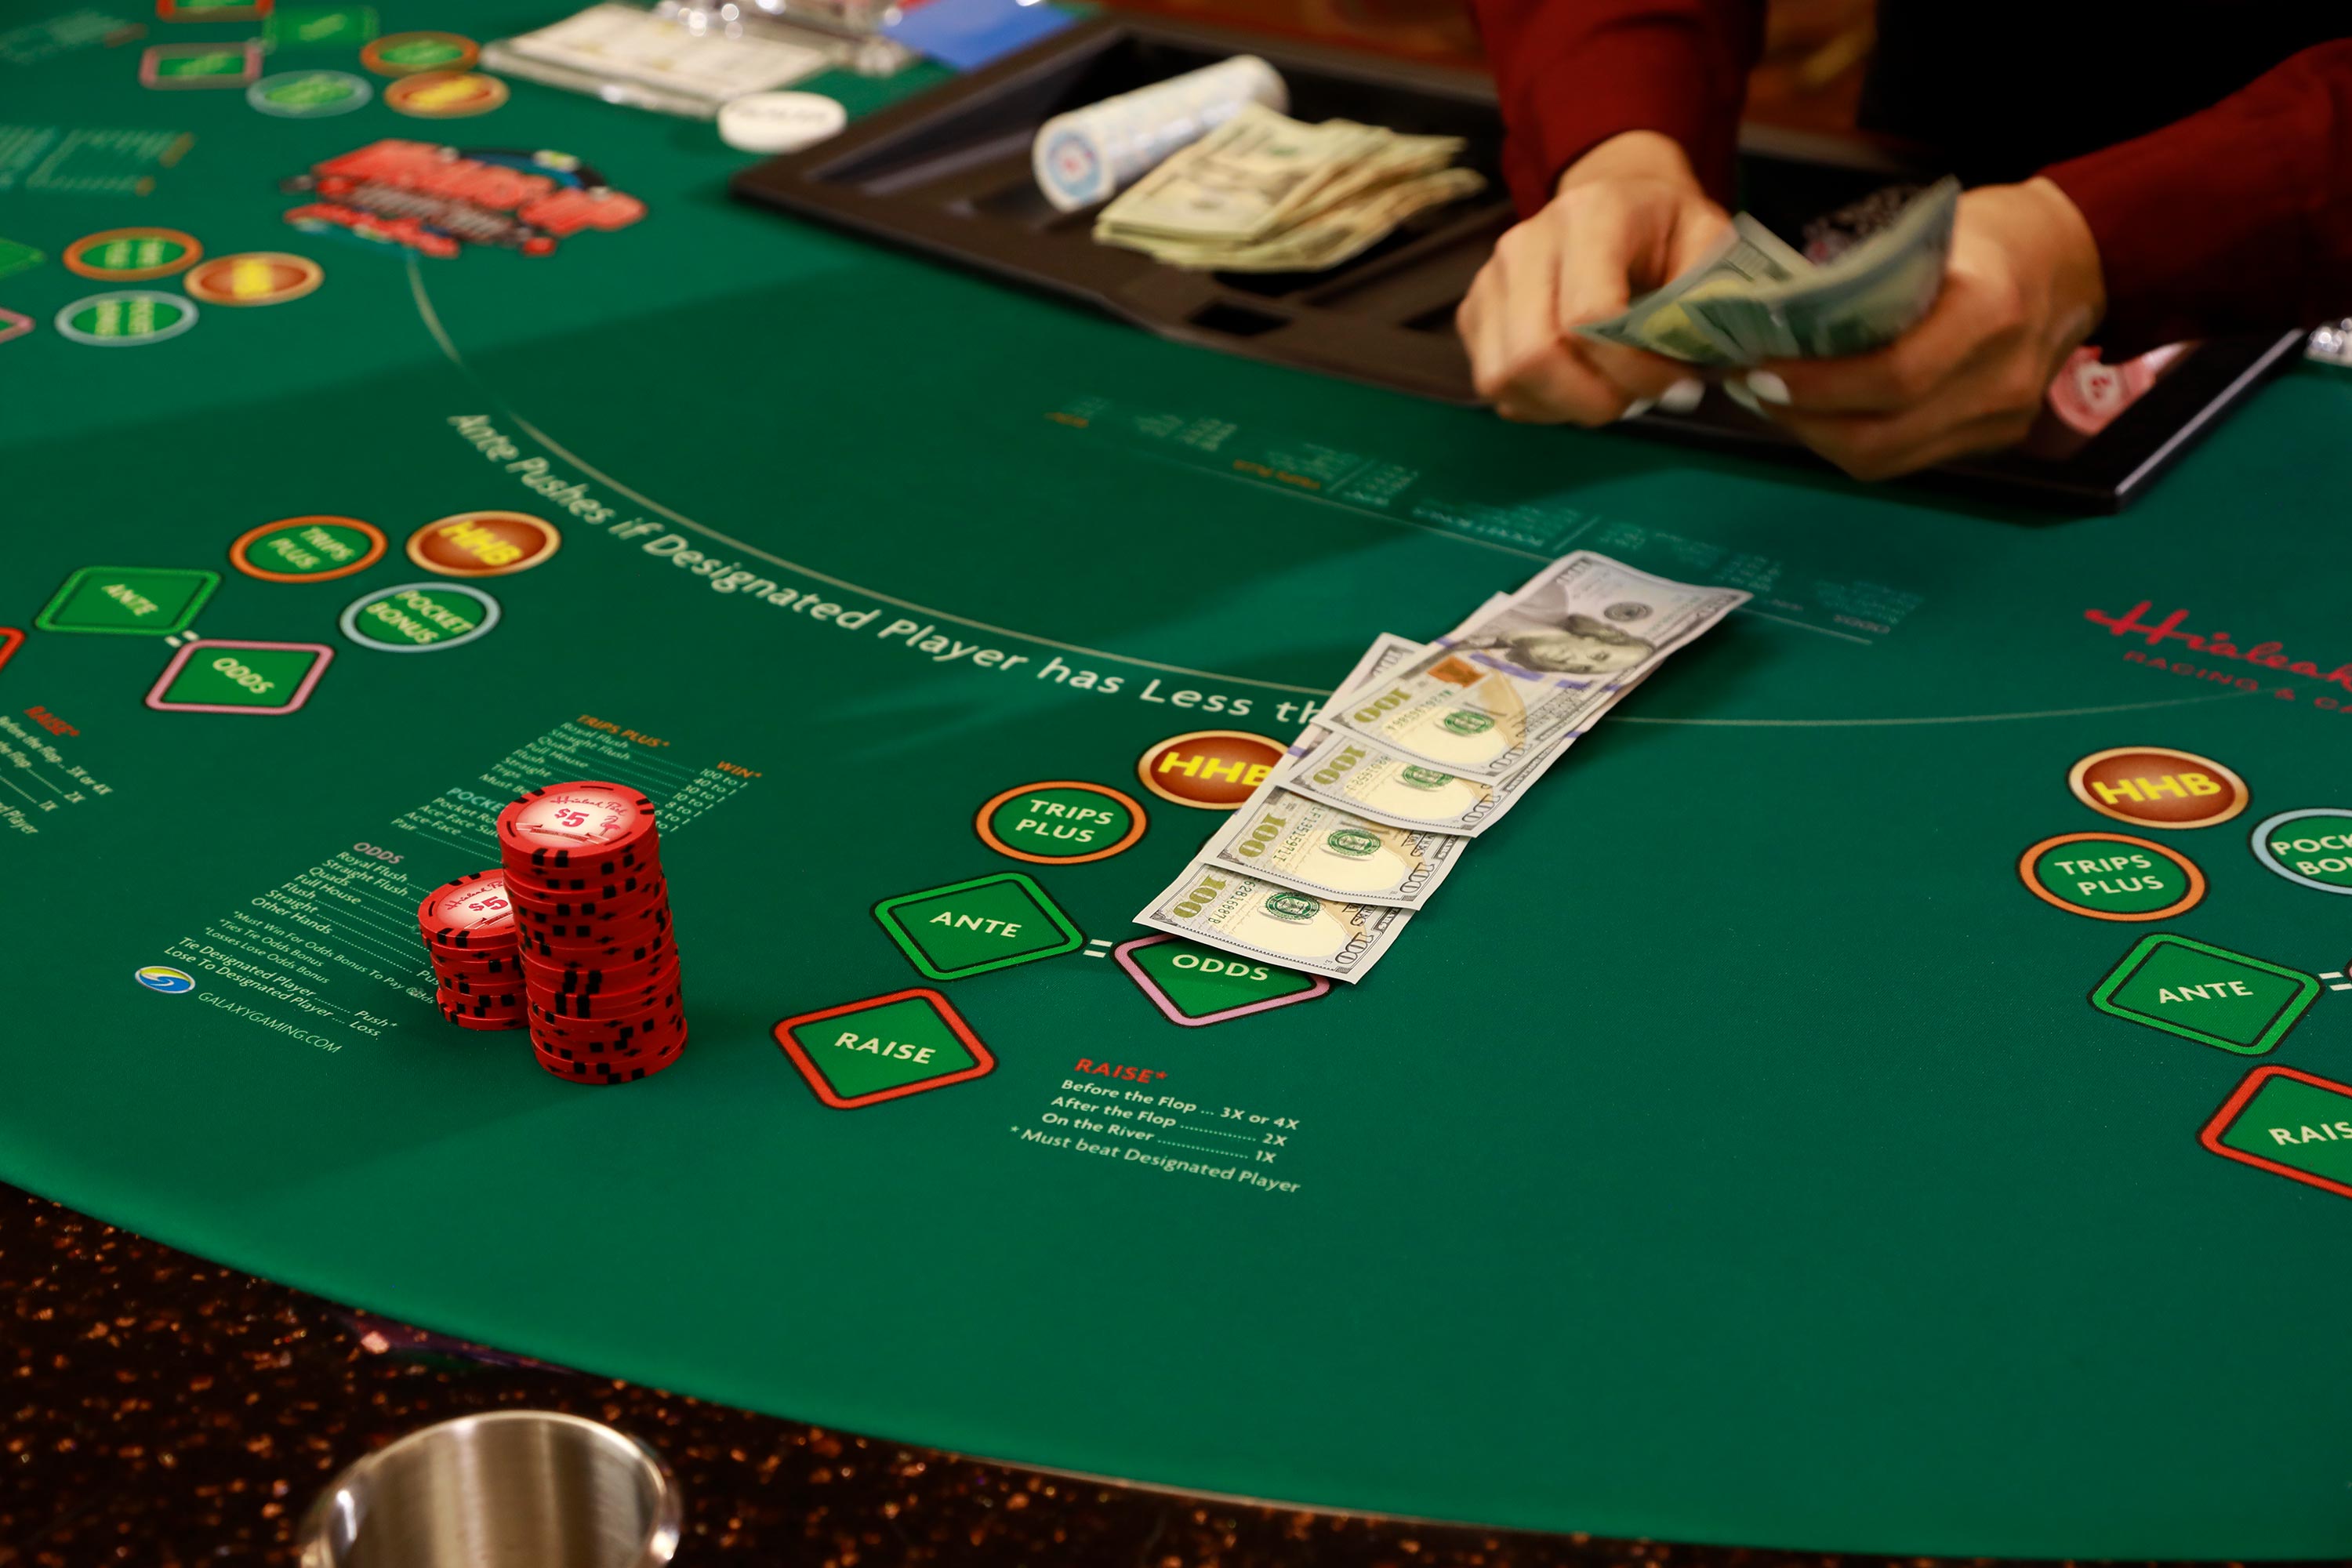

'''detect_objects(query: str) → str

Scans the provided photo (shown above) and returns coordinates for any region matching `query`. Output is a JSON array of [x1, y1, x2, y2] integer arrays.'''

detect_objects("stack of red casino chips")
[[417, 870, 525, 1031], [495, 779, 686, 1085]]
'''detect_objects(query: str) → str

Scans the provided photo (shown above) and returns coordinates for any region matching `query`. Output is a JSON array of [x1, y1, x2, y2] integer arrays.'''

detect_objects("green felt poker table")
[[4, 5, 2352, 1559]]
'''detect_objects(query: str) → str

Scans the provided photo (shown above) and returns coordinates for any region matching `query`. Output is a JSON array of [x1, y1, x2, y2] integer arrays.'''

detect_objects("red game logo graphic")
[[280, 140, 647, 258]]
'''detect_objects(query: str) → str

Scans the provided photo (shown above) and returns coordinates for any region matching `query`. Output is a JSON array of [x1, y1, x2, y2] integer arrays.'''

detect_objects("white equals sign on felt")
[[1084, 938, 1113, 960], [2323, 971, 2352, 993]]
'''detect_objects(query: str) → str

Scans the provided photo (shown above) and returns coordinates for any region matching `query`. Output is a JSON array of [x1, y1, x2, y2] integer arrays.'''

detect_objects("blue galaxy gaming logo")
[[133, 965, 194, 994]]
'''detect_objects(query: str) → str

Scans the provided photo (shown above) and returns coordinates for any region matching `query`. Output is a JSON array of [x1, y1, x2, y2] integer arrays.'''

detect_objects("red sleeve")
[[2044, 41, 2352, 356], [1468, 0, 1764, 215]]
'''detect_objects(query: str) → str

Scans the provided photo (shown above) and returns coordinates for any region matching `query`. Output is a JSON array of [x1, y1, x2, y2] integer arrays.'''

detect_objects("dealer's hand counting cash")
[[1136, 553, 1748, 982], [1579, 178, 1961, 366]]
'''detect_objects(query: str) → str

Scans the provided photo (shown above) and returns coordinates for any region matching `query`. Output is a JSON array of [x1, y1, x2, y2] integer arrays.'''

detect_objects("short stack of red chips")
[[417, 871, 525, 1031], [495, 779, 686, 1084]]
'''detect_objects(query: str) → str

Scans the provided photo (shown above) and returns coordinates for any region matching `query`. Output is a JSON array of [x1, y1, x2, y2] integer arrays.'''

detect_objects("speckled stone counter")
[[0, 1182, 2053, 1568]]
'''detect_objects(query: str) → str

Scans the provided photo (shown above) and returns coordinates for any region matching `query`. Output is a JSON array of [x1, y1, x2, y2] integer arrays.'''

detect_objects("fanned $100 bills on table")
[[1269, 619, 1638, 840], [1324, 554, 1748, 779], [1136, 554, 1748, 982]]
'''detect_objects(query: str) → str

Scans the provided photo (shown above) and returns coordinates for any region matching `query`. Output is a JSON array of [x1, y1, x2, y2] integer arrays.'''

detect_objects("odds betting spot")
[[1116, 936, 1329, 1028], [147, 639, 334, 716]]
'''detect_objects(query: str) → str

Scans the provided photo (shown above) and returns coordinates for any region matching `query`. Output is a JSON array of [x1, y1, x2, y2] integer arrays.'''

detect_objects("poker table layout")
[[5, 8, 2352, 1562]]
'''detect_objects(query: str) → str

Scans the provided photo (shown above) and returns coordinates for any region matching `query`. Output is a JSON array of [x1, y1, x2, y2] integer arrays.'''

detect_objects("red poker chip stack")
[[495, 779, 687, 1085], [416, 870, 525, 1031]]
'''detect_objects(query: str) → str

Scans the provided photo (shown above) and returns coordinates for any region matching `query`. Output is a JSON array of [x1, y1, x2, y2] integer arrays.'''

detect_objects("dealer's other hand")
[[1458, 130, 1723, 424], [1732, 179, 2107, 480]]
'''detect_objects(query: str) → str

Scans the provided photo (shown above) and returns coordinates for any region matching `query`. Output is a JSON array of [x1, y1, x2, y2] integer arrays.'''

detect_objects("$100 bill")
[[1134, 861, 1411, 983], [1327, 552, 1746, 778]]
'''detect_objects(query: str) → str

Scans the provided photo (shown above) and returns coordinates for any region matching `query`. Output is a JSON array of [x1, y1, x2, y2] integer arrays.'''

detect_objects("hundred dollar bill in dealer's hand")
[[1574, 214, 1812, 366], [1575, 180, 1960, 366]]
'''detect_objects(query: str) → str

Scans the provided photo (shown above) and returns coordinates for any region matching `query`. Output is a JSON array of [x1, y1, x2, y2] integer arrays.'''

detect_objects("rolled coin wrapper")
[[1033, 55, 1286, 213]]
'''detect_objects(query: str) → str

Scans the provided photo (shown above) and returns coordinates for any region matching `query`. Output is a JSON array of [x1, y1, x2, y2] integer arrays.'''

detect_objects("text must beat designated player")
[[1458, 5, 2352, 478]]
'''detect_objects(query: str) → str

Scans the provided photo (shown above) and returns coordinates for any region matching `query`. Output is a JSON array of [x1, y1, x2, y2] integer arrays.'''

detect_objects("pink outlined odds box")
[[146, 638, 332, 715], [1113, 934, 1330, 1028]]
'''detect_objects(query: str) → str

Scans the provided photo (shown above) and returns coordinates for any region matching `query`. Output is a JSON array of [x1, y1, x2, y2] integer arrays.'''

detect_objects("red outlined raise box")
[[0, 628, 22, 676], [145, 638, 332, 715], [773, 987, 995, 1109], [2200, 1063, 2352, 1200]]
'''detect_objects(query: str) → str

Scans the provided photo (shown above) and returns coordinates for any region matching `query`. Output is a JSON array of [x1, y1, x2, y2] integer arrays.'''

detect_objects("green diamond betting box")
[[873, 872, 1082, 981], [265, 5, 380, 48], [2091, 933, 2319, 1054], [35, 566, 216, 635]]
